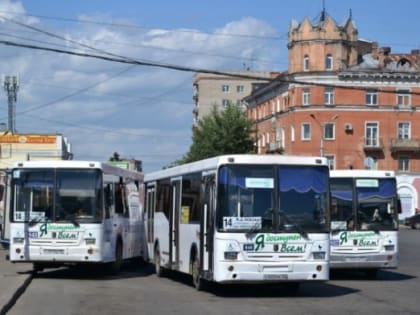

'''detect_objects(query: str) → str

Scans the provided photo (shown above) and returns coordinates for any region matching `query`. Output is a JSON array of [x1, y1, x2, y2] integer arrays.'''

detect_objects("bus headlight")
[[224, 251, 239, 260], [312, 252, 326, 260], [84, 238, 96, 245], [13, 237, 24, 244], [384, 245, 395, 251]]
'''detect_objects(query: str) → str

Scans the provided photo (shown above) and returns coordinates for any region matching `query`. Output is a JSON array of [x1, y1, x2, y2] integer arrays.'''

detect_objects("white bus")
[[329, 170, 399, 277], [144, 154, 330, 290], [7, 160, 146, 273]]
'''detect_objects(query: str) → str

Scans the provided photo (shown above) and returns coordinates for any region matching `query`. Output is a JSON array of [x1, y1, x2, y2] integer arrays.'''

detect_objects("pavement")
[[0, 246, 33, 315]]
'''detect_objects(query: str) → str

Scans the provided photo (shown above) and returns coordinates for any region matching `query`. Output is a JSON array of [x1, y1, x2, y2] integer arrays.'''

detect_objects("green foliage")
[[179, 103, 256, 164], [109, 152, 121, 161]]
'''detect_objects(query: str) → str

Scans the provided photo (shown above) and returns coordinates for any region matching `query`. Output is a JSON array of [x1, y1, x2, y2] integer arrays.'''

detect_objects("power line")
[[21, 112, 189, 139], [1, 38, 419, 97], [0, 10, 285, 41]]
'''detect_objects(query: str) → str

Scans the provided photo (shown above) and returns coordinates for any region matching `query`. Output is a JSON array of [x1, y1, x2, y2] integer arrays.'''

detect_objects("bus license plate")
[[264, 274, 288, 280], [43, 249, 65, 255]]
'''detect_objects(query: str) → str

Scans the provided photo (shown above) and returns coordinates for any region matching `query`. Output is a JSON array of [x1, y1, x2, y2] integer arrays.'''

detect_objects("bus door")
[[201, 174, 215, 274], [170, 177, 181, 269], [145, 183, 156, 260], [1, 173, 11, 245]]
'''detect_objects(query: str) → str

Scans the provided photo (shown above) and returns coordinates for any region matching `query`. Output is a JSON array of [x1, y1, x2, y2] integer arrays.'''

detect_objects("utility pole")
[[3, 75, 19, 134]]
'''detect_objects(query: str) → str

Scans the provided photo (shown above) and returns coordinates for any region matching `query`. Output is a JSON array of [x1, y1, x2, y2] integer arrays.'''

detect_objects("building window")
[[398, 156, 410, 171], [366, 90, 378, 105], [222, 85, 230, 93], [364, 156, 378, 170], [291, 125, 295, 142], [325, 54, 333, 70], [325, 155, 335, 170], [397, 89, 410, 106], [324, 87, 334, 105], [222, 99, 230, 107], [303, 55, 309, 71], [365, 122, 379, 146], [301, 123, 311, 140], [302, 88, 310, 106], [398, 122, 410, 139], [236, 85, 244, 93], [324, 122, 335, 140]]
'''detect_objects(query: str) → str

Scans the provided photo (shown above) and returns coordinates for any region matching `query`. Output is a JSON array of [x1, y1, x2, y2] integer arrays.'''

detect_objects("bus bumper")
[[213, 260, 329, 283], [330, 253, 398, 269]]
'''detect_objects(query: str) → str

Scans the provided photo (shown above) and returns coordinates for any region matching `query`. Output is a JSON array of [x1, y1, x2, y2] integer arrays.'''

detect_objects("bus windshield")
[[330, 177, 398, 231], [217, 164, 329, 233], [12, 168, 103, 224]]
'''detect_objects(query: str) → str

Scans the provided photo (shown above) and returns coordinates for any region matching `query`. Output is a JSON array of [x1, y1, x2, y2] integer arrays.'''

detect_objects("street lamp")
[[310, 114, 338, 157]]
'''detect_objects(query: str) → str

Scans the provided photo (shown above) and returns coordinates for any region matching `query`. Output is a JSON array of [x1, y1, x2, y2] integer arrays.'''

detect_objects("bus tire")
[[33, 263, 44, 273], [191, 255, 205, 291], [154, 245, 165, 277], [109, 239, 123, 275], [365, 269, 378, 278]]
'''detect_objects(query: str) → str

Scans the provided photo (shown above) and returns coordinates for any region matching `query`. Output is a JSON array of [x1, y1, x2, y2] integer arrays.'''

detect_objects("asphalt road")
[[7, 227, 420, 315]]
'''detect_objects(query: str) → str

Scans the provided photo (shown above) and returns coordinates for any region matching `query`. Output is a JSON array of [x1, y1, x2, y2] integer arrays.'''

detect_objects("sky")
[[0, 0, 418, 173]]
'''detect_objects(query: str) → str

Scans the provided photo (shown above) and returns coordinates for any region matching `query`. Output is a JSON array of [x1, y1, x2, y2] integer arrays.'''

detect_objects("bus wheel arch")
[[190, 244, 205, 291], [154, 240, 165, 277], [109, 236, 123, 274]]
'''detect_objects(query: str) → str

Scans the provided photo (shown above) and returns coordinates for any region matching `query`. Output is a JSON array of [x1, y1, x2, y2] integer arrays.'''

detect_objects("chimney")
[[371, 42, 378, 59]]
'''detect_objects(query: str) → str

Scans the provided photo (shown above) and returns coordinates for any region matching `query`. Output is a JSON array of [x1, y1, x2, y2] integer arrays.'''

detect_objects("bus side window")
[[104, 184, 113, 219], [0, 184, 4, 202], [115, 181, 128, 216]]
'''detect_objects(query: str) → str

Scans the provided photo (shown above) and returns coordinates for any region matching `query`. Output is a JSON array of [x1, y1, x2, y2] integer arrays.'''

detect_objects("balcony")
[[265, 142, 285, 154], [363, 137, 384, 152], [390, 138, 420, 152]]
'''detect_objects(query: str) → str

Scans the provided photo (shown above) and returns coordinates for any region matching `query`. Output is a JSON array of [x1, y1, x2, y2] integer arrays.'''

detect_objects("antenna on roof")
[[320, 0, 326, 22], [349, 8, 352, 20]]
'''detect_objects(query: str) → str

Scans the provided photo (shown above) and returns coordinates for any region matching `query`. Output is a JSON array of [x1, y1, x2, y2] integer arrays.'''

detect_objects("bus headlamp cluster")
[[312, 252, 326, 260], [13, 237, 24, 244], [84, 238, 96, 245], [224, 251, 239, 260], [384, 245, 395, 251]]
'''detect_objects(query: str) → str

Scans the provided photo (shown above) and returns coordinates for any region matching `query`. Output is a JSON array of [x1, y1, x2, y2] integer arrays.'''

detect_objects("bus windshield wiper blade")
[[68, 216, 80, 227], [28, 217, 42, 227], [279, 211, 308, 239]]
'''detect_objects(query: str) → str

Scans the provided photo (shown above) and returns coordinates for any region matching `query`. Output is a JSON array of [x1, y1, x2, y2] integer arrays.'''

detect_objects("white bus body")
[[8, 160, 146, 273], [329, 170, 399, 276], [144, 154, 330, 290]]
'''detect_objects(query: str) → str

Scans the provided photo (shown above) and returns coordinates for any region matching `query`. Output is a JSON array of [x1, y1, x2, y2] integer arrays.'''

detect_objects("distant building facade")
[[192, 71, 279, 127], [244, 11, 420, 173]]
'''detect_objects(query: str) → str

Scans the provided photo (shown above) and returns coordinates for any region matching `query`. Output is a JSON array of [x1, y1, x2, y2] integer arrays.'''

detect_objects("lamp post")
[[310, 114, 338, 157]]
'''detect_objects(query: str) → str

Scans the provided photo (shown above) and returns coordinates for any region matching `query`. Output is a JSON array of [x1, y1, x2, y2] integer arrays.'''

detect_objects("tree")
[[181, 103, 256, 164], [109, 152, 121, 161]]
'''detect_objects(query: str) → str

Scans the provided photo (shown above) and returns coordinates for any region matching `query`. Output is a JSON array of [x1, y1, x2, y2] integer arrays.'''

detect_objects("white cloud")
[[0, 5, 279, 172]]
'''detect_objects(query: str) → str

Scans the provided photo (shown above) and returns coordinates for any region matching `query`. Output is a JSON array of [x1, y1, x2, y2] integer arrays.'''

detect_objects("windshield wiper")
[[28, 217, 42, 227], [69, 217, 80, 227], [246, 221, 261, 235], [279, 211, 308, 240]]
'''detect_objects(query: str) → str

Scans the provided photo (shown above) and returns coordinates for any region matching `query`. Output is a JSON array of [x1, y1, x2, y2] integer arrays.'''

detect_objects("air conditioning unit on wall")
[[344, 123, 353, 131]]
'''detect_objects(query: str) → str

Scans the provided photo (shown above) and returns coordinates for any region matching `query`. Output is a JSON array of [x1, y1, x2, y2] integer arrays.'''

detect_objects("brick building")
[[244, 11, 420, 172]]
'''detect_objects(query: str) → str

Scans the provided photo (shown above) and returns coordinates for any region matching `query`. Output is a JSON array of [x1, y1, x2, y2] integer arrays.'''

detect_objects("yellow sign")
[[0, 135, 57, 144], [181, 206, 190, 224]]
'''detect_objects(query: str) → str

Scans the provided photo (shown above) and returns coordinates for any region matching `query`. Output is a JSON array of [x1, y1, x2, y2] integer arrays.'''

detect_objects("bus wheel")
[[109, 240, 123, 275], [154, 246, 165, 277], [33, 263, 44, 273], [191, 256, 205, 291], [365, 269, 378, 278], [285, 282, 300, 295]]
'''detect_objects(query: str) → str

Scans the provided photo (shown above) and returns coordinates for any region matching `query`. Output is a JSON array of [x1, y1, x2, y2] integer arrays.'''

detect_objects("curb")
[[0, 272, 33, 315]]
